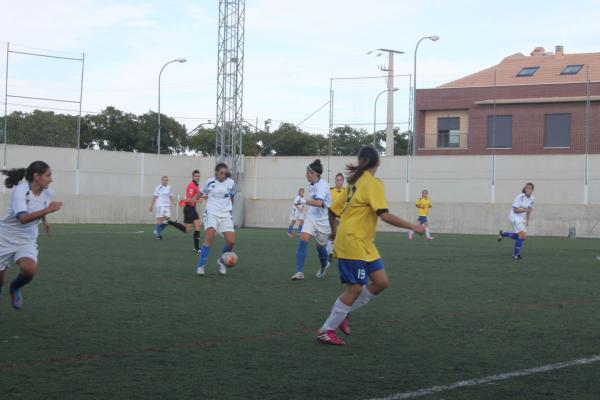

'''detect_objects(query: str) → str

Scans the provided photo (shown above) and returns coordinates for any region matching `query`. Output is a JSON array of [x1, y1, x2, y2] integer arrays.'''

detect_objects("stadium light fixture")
[[157, 58, 187, 154], [412, 35, 439, 156]]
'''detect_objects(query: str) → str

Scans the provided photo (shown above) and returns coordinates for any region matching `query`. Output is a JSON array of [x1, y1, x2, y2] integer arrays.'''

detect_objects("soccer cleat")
[[315, 262, 330, 279], [217, 258, 227, 275], [498, 230, 504, 242], [9, 287, 22, 310], [316, 329, 345, 346], [196, 266, 205, 276], [512, 254, 522, 260], [408, 231, 414, 240], [290, 272, 304, 281], [287, 232, 293, 238], [192, 248, 200, 254], [153, 229, 157, 235], [157, 235, 162, 240], [427, 236, 435, 240], [339, 315, 351, 336]]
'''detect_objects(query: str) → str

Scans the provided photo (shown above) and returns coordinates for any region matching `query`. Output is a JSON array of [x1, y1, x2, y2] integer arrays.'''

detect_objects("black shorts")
[[183, 205, 199, 224]]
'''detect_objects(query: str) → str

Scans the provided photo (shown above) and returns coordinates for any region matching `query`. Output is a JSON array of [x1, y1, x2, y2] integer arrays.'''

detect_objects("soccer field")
[[1, 225, 600, 400]]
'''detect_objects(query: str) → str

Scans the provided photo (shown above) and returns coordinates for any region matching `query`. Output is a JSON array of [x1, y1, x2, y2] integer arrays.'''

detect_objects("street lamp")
[[157, 58, 186, 154], [412, 35, 439, 156], [373, 88, 399, 147]]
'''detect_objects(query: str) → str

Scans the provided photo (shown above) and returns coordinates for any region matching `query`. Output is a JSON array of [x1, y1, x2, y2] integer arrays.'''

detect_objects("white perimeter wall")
[[1, 145, 599, 236]]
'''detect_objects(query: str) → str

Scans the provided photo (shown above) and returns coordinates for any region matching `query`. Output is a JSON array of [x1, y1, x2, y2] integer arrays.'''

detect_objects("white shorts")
[[204, 212, 234, 235], [302, 218, 331, 246], [510, 218, 527, 233], [0, 240, 38, 272], [155, 205, 171, 219], [289, 208, 304, 221]]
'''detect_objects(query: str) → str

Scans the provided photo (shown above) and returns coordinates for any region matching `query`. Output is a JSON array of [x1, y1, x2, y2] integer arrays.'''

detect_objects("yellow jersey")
[[415, 197, 431, 217], [330, 187, 345, 209], [330, 171, 389, 262]]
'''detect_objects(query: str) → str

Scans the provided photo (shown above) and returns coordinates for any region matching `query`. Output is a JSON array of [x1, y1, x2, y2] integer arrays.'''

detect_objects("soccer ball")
[[220, 252, 238, 268]]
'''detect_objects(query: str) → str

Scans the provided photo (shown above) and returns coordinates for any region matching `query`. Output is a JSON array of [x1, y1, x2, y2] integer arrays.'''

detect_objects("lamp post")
[[157, 58, 186, 154], [412, 35, 439, 156], [373, 88, 398, 147]]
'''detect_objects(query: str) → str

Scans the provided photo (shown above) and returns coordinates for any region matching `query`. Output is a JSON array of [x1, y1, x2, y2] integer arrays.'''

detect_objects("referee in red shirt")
[[167, 170, 203, 252]]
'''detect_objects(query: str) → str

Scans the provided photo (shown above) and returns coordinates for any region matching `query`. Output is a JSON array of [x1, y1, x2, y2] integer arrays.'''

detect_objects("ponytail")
[[346, 146, 379, 185], [2, 168, 26, 188], [2, 160, 50, 188]]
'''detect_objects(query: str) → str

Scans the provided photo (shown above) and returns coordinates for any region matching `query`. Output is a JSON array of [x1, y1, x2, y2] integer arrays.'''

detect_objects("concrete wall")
[[1, 145, 599, 237]]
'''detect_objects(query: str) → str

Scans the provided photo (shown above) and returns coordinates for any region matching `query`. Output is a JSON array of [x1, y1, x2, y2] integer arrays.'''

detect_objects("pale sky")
[[1, 0, 600, 135]]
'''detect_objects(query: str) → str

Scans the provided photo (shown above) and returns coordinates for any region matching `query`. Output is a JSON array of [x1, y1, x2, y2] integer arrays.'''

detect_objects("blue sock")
[[156, 224, 162, 236], [295, 240, 308, 273], [316, 245, 328, 268], [514, 238, 523, 256], [287, 225, 293, 234], [222, 244, 232, 255], [198, 245, 211, 267], [502, 231, 519, 240], [10, 274, 32, 291], [297, 225, 303, 234]]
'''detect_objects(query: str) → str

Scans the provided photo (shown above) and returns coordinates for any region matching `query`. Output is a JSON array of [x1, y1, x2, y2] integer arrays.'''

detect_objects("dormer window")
[[560, 64, 583, 75], [516, 67, 539, 77]]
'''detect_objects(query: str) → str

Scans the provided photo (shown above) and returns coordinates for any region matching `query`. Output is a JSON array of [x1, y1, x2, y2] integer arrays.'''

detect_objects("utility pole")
[[377, 48, 403, 156]]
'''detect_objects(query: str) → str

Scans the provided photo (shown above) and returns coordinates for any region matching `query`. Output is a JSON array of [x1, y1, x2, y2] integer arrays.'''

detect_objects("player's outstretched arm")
[[380, 212, 424, 234], [17, 201, 63, 224]]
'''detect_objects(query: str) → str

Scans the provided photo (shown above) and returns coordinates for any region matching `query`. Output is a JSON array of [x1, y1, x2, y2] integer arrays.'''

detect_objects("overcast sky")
[[2, 0, 599, 134]]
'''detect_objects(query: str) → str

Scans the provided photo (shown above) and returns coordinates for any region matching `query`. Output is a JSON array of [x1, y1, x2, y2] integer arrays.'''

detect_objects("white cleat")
[[315, 262, 330, 279], [290, 272, 305, 281], [218, 259, 227, 275], [196, 266, 205, 276]]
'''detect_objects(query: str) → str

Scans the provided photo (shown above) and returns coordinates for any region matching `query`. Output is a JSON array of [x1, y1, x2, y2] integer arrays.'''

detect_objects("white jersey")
[[201, 177, 236, 217], [153, 184, 172, 207], [0, 182, 53, 243], [292, 195, 305, 214], [509, 193, 535, 222], [306, 178, 331, 224]]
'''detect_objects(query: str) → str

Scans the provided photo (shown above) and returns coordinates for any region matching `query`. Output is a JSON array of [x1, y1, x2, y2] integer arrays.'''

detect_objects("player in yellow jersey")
[[327, 173, 346, 260], [316, 146, 424, 346], [408, 189, 433, 240]]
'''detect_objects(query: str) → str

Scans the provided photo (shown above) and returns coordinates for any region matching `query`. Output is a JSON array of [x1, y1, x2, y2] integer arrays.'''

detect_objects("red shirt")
[[185, 181, 199, 206]]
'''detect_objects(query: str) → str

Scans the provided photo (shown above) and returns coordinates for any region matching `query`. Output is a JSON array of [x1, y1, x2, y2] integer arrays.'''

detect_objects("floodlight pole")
[[3, 43, 9, 169]]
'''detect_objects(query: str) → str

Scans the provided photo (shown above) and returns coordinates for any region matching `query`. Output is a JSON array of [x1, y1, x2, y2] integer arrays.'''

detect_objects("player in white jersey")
[[291, 159, 332, 281], [149, 175, 174, 240], [0, 161, 62, 312], [498, 182, 535, 259], [196, 163, 236, 276], [287, 188, 305, 238]]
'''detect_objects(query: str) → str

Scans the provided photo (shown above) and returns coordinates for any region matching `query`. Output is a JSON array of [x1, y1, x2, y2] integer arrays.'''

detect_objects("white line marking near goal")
[[366, 355, 600, 400], [50, 230, 145, 236]]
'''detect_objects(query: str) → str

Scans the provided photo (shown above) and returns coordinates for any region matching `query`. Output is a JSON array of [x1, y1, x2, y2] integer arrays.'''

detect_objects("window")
[[560, 64, 584, 75], [487, 115, 512, 148], [544, 113, 570, 148], [516, 67, 539, 77], [437, 117, 460, 148]]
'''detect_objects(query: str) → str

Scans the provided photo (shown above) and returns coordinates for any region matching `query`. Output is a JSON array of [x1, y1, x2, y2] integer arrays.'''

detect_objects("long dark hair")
[[346, 146, 379, 185], [2, 161, 50, 188]]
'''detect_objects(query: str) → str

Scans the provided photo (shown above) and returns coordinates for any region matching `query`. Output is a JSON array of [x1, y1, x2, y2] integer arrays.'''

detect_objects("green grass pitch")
[[1, 224, 600, 399]]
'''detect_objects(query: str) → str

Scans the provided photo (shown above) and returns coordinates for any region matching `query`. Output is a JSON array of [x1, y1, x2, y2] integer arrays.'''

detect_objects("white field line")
[[366, 355, 600, 400], [48, 230, 145, 236]]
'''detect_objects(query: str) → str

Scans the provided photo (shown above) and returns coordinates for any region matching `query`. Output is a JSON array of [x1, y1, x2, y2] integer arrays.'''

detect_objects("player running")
[[408, 189, 433, 240], [196, 163, 236, 276], [0, 161, 62, 312], [149, 175, 174, 240], [166, 170, 203, 252], [316, 146, 424, 345], [287, 188, 305, 238], [291, 159, 332, 281], [327, 173, 346, 260], [498, 182, 535, 259]]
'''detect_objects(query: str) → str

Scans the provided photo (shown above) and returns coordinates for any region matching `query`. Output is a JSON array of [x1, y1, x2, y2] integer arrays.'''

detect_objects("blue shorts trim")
[[417, 216, 428, 224], [338, 258, 384, 286]]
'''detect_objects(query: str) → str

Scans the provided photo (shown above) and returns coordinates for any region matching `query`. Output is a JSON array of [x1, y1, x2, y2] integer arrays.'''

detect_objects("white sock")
[[321, 299, 351, 331], [326, 240, 334, 255], [349, 286, 376, 313], [425, 227, 431, 238]]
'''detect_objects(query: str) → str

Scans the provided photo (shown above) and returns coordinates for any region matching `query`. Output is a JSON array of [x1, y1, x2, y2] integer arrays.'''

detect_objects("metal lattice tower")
[[216, 0, 245, 181]]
